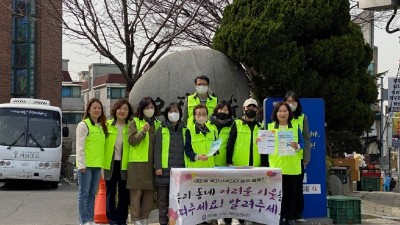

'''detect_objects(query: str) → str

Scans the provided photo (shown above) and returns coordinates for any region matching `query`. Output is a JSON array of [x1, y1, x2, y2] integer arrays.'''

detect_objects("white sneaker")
[[244, 220, 253, 225], [217, 218, 226, 225], [231, 218, 241, 225]]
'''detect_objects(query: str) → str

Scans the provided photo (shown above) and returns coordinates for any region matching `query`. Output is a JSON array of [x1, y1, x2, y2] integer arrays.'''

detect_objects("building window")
[[11, 0, 36, 97], [107, 87, 126, 99], [62, 86, 81, 98], [63, 113, 83, 124], [95, 91, 100, 99]]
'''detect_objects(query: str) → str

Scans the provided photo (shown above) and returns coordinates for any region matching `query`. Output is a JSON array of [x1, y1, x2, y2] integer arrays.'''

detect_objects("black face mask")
[[216, 113, 230, 120], [245, 110, 257, 119]]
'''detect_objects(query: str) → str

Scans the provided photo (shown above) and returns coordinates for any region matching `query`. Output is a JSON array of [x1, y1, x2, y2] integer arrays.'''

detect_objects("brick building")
[[0, 0, 62, 106]]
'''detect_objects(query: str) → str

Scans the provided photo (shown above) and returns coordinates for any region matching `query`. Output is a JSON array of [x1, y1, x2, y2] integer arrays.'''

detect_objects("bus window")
[[28, 118, 61, 148], [0, 117, 27, 146]]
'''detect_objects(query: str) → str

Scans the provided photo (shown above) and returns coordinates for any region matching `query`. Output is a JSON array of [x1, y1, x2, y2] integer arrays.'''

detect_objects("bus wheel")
[[49, 181, 59, 189]]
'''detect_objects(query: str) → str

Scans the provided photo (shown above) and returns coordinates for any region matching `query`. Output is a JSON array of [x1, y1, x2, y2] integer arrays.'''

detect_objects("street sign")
[[388, 77, 400, 112]]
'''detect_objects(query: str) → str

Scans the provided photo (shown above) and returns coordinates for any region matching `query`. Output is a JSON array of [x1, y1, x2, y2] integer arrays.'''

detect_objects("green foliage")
[[329, 130, 363, 156], [213, 0, 378, 136]]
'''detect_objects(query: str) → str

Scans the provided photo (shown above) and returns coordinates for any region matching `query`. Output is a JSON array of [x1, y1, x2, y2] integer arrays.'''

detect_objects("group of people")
[[75, 75, 311, 225]]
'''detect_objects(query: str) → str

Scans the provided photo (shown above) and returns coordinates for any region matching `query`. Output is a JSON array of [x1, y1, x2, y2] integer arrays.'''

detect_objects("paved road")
[[1, 179, 399, 225], [0, 180, 77, 225]]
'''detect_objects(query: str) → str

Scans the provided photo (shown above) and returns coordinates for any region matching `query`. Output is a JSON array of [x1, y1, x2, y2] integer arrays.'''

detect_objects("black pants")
[[105, 161, 129, 225], [157, 185, 169, 225], [281, 174, 298, 220], [295, 161, 305, 218]]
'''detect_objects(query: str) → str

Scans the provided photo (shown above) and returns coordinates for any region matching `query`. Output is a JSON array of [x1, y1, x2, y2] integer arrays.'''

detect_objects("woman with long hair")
[[76, 98, 108, 225]]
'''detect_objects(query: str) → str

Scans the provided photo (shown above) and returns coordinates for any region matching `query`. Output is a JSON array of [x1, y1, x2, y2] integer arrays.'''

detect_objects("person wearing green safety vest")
[[76, 98, 108, 225], [184, 104, 218, 169], [127, 97, 160, 225], [103, 99, 133, 225], [209, 100, 234, 167], [154, 103, 186, 225], [284, 90, 311, 222], [182, 75, 218, 126], [226, 97, 262, 225], [266, 101, 304, 225], [209, 100, 234, 225]]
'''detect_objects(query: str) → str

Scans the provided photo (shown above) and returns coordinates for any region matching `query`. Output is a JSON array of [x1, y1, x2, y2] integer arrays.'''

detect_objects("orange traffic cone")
[[94, 178, 108, 224]]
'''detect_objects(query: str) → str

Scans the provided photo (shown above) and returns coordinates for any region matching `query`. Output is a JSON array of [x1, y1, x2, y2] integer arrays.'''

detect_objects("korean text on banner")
[[169, 168, 282, 225]]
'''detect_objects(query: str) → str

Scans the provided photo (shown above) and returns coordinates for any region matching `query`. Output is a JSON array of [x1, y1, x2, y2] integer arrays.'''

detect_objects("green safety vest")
[[267, 122, 301, 175], [232, 119, 262, 167], [83, 118, 106, 167], [103, 119, 130, 170], [127, 117, 160, 162], [186, 93, 217, 125], [214, 126, 230, 166], [160, 126, 186, 168], [185, 122, 217, 168]]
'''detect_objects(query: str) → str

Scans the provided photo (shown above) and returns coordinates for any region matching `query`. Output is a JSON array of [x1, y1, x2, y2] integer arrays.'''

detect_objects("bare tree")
[[41, 0, 205, 95], [149, 0, 231, 48], [349, 0, 400, 31]]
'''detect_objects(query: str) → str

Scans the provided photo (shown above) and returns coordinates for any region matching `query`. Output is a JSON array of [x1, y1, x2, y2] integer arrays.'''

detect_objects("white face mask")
[[168, 112, 180, 122], [196, 86, 208, 95], [196, 117, 208, 125], [289, 103, 297, 112], [143, 108, 155, 118]]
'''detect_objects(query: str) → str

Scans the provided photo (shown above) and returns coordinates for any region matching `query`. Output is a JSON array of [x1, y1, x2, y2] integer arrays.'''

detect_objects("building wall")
[[0, 0, 13, 103], [0, 0, 62, 106], [35, 0, 62, 107], [93, 87, 111, 118]]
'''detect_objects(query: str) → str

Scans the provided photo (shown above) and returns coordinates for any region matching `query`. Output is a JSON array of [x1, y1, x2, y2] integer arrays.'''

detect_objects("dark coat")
[[154, 120, 186, 186]]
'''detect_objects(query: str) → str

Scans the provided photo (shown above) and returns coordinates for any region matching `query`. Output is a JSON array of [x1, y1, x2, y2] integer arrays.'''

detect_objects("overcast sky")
[[62, 27, 400, 86]]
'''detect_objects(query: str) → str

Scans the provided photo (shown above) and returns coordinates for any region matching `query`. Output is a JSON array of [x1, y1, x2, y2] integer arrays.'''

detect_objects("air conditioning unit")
[[359, 0, 400, 10]]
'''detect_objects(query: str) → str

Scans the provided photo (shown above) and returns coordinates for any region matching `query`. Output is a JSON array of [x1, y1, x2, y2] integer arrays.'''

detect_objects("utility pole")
[[381, 76, 385, 173]]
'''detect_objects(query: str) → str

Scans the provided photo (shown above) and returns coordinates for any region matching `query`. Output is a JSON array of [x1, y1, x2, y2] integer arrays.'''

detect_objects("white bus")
[[0, 98, 69, 188]]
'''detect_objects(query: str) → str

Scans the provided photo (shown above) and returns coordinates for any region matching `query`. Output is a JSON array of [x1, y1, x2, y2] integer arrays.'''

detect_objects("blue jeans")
[[78, 168, 101, 224]]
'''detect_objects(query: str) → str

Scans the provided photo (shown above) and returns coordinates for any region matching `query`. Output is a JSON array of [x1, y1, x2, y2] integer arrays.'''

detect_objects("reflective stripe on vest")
[[83, 118, 105, 167], [187, 93, 217, 125], [128, 117, 160, 162], [232, 119, 261, 167], [103, 119, 130, 170], [267, 122, 301, 175], [185, 123, 216, 168]]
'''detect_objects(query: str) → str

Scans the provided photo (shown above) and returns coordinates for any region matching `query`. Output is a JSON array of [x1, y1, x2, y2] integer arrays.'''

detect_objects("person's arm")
[[226, 122, 237, 165], [128, 119, 145, 146], [153, 128, 163, 171], [302, 115, 312, 164], [76, 122, 88, 170], [184, 129, 197, 161]]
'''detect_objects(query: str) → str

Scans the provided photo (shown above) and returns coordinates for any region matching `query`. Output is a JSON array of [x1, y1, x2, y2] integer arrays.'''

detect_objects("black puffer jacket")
[[154, 120, 186, 186]]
